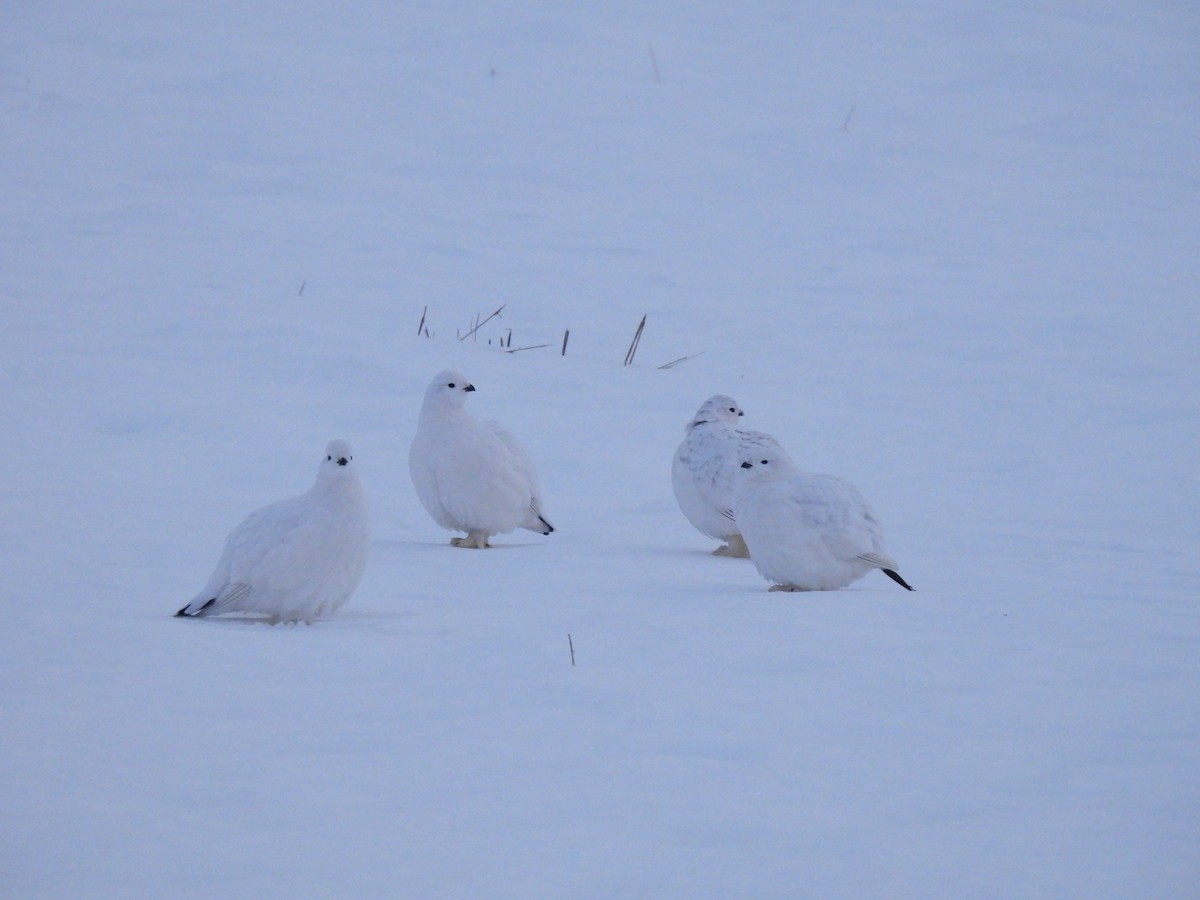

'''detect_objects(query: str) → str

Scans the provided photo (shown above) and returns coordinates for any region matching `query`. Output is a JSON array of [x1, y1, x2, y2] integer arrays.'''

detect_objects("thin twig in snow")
[[842, 106, 856, 132], [624, 315, 647, 366], [458, 305, 505, 342], [505, 343, 553, 354], [658, 351, 705, 370], [568, 633, 575, 666], [648, 42, 662, 84], [417, 305, 428, 336], [561, 329, 570, 356]]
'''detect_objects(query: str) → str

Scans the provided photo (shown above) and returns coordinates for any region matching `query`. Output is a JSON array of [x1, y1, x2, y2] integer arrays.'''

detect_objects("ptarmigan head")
[[319, 438, 358, 481], [688, 395, 744, 430], [738, 446, 794, 485], [424, 370, 476, 411]]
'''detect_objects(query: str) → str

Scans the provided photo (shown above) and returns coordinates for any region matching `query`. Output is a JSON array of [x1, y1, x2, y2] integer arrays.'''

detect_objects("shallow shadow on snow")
[[372, 538, 547, 551]]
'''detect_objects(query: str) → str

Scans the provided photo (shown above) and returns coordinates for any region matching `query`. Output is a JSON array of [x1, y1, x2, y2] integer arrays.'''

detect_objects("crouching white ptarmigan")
[[409, 369, 554, 549], [733, 446, 913, 592], [175, 439, 370, 623], [671, 394, 790, 557]]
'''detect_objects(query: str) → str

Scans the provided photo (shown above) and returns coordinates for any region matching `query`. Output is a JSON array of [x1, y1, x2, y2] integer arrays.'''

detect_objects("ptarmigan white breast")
[[176, 439, 371, 623], [671, 394, 789, 557], [409, 369, 554, 549], [733, 446, 913, 592]]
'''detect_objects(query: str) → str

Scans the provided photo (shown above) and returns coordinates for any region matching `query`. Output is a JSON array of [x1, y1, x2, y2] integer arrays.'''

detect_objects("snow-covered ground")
[[2, 2, 1198, 896]]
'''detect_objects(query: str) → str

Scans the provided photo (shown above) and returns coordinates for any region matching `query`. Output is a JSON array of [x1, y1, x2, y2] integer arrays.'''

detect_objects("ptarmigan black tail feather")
[[882, 569, 914, 591], [175, 597, 217, 617]]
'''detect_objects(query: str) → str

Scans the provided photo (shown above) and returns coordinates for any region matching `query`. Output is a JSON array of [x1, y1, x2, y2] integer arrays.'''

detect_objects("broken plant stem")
[[624, 315, 647, 366], [505, 343, 553, 353], [458, 305, 505, 342], [658, 351, 704, 370]]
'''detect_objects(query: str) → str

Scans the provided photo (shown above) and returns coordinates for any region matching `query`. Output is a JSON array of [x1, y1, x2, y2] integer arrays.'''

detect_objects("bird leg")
[[712, 534, 751, 558], [451, 531, 491, 549]]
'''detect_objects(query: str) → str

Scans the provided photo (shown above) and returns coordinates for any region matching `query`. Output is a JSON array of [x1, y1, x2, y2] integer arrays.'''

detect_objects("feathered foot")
[[712, 534, 751, 558], [451, 532, 491, 549], [768, 584, 811, 592]]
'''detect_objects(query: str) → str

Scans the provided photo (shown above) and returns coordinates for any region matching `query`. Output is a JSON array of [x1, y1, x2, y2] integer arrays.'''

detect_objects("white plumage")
[[409, 369, 554, 548], [176, 439, 370, 623], [733, 446, 914, 592], [671, 395, 789, 557]]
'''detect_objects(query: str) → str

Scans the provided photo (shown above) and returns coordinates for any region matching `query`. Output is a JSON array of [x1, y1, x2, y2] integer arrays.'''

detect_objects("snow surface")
[[2, 1, 1198, 896]]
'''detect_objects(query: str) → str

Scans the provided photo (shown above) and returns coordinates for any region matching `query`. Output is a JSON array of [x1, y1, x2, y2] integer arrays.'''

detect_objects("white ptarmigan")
[[175, 439, 370, 623], [733, 446, 914, 592], [671, 395, 789, 557], [409, 370, 554, 549]]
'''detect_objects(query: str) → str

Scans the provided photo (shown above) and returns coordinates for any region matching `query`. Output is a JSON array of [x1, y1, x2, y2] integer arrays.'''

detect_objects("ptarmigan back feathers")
[[409, 369, 553, 548], [672, 395, 789, 556], [176, 439, 371, 623], [733, 447, 913, 592]]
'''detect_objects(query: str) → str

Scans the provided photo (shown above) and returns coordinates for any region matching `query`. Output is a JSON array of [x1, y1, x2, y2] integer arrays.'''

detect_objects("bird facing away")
[[732, 447, 913, 592], [176, 439, 371, 623], [671, 395, 790, 557], [409, 369, 554, 549]]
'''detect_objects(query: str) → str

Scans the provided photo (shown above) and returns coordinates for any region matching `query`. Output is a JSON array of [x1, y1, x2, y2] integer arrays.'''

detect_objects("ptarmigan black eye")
[[327, 455, 332, 460], [448, 383, 456, 388], [729, 407, 736, 413], [761, 459, 769, 465]]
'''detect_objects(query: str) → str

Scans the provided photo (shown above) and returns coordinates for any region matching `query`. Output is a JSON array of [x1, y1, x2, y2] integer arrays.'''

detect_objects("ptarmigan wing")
[[781, 473, 883, 564], [182, 492, 311, 615], [482, 417, 552, 532]]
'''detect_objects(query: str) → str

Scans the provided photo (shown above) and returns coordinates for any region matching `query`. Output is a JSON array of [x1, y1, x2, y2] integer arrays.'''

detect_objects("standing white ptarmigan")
[[733, 446, 914, 592], [409, 370, 554, 548], [671, 395, 790, 557], [175, 439, 370, 623]]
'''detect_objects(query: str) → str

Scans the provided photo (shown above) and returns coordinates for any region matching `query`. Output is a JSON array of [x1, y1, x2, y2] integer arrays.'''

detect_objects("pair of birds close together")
[[672, 394, 913, 592], [176, 371, 912, 624]]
